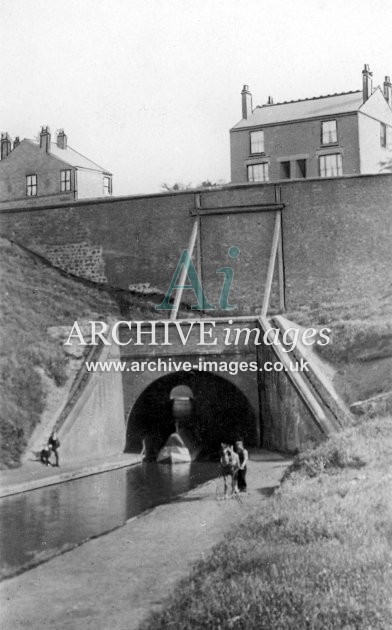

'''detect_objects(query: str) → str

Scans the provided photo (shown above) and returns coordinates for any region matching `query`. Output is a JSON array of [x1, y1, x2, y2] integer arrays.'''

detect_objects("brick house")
[[0, 127, 113, 208], [230, 65, 392, 183]]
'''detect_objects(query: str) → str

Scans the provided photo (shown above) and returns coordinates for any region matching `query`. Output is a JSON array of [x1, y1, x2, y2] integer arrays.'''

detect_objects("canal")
[[0, 461, 219, 580]]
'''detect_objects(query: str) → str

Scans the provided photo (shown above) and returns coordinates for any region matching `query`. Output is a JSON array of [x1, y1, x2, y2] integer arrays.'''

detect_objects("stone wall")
[[59, 337, 125, 463], [43, 242, 107, 283], [256, 341, 324, 452]]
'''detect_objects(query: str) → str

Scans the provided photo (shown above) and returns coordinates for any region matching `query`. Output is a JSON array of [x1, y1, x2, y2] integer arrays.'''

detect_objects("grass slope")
[[0, 238, 163, 468], [142, 416, 392, 629], [287, 295, 392, 406]]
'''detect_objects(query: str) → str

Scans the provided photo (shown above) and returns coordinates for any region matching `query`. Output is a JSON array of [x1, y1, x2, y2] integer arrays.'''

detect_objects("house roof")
[[26, 139, 112, 174], [232, 90, 364, 129]]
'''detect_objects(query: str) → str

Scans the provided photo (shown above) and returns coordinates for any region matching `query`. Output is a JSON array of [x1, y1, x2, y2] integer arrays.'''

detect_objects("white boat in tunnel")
[[156, 432, 192, 464]]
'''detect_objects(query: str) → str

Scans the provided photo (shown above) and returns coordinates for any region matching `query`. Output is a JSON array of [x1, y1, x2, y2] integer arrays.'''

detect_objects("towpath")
[[0, 451, 290, 630]]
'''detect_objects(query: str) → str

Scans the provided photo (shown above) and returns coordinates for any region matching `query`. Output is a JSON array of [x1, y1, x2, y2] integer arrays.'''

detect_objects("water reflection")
[[0, 461, 218, 579]]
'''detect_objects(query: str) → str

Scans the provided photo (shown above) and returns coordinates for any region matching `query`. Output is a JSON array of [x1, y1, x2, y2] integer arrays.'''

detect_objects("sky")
[[1, 0, 391, 195]]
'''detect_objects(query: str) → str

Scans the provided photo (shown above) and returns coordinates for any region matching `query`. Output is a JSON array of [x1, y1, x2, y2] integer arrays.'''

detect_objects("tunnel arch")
[[125, 370, 258, 459]]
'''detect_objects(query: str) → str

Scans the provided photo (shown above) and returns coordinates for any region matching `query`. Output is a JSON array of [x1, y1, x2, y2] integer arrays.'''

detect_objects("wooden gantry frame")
[[169, 187, 285, 321]]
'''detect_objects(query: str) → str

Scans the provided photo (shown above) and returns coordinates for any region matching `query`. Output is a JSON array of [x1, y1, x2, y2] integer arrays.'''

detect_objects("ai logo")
[[156, 246, 240, 312]]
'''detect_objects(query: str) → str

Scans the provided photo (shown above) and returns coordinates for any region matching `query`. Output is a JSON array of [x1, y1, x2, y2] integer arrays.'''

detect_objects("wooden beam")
[[190, 202, 284, 217], [195, 216, 203, 313], [277, 211, 286, 312], [261, 212, 280, 318], [258, 315, 331, 435], [170, 218, 199, 321], [194, 192, 202, 211]]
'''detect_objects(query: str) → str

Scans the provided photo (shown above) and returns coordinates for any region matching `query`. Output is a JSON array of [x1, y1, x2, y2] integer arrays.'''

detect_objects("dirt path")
[[0, 453, 290, 630]]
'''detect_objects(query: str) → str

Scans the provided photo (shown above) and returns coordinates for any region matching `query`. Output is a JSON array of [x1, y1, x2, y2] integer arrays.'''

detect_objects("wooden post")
[[277, 211, 285, 312], [273, 185, 285, 313], [194, 192, 201, 211], [261, 211, 280, 318], [170, 218, 199, 321], [196, 216, 203, 314]]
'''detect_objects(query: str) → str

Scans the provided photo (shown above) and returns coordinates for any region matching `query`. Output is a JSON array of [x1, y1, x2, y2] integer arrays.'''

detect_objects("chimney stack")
[[56, 129, 67, 150], [39, 126, 51, 152], [13, 136, 20, 150], [362, 64, 373, 102], [267, 96, 274, 105], [241, 85, 252, 119], [383, 75, 392, 108], [1, 132, 12, 159]]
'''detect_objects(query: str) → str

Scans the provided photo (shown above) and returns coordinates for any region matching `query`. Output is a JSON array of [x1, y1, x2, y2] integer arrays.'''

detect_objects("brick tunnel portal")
[[125, 370, 259, 460]]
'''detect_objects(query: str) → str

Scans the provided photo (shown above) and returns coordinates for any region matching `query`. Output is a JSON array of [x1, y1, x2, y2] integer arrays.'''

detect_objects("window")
[[60, 169, 71, 192], [388, 126, 392, 149], [319, 154, 343, 177], [26, 174, 37, 196], [279, 161, 291, 179], [250, 130, 265, 154], [247, 163, 269, 182], [321, 120, 337, 145], [103, 176, 112, 195], [296, 159, 307, 178], [380, 123, 387, 148]]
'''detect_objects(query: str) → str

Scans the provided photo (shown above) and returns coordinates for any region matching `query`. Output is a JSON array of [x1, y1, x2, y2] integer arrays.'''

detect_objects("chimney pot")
[[13, 136, 20, 150], [1, 132, 12, 159], [267, 96, 274, 105], [56, 129, 67, 150], [383, 75, 392, 108], [241, 84, 252, 120], [39, 126, 51, 152], [362, 63, 373, 102]]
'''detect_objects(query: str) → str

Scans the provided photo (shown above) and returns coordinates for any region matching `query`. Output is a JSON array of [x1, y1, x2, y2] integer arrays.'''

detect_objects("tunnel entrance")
[[125, 371, 258, 460]]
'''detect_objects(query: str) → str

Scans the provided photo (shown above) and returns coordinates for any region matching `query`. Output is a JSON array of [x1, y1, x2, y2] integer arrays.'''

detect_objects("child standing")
[[235, 440, 248, 492]]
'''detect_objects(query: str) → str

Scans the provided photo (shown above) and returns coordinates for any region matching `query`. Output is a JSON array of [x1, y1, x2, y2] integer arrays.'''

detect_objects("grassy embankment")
[[142, 414, 392, 630], [141, 294, 392, 629], [287, 293, 392, 410], [0, 238, 165, 468]]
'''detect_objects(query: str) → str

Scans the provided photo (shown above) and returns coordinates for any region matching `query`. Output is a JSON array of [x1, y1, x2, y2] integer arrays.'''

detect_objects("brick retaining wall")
[[0, 173, 391, 315]]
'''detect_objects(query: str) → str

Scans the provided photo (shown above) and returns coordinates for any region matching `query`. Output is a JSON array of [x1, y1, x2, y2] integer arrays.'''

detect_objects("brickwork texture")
[[0, 174, 391, 316]]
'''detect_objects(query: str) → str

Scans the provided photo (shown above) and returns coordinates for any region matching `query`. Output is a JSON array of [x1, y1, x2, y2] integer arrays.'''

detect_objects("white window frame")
[[247, 162, 269, 182], [319, 153, 343, 177], [250, 130, 265, 154], [321, 120, 338, 145], [380, 123, 387, 148], [387, 126, 392, 149], [103, 176, 112, 195], [60, 169, 71, 192], [26, 174, 37, 196]]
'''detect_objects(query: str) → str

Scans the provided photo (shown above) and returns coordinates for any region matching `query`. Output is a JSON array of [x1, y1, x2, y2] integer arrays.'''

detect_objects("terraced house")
[[0, 127, 113, 208], [230, 65, 392, 183]]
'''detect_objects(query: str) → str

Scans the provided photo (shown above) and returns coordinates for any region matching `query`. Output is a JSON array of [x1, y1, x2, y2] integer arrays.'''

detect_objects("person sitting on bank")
[[48, 431, 60, 467], [234, 440, 249, 492]]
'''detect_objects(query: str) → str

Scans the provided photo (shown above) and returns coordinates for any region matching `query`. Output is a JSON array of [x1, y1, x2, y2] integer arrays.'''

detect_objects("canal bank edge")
[[0, 453, 141, 498], [0, 454, 291, 630]]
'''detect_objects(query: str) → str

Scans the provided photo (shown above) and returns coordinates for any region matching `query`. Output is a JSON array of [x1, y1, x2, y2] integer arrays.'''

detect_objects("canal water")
[[0, 461, 219, 580]]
